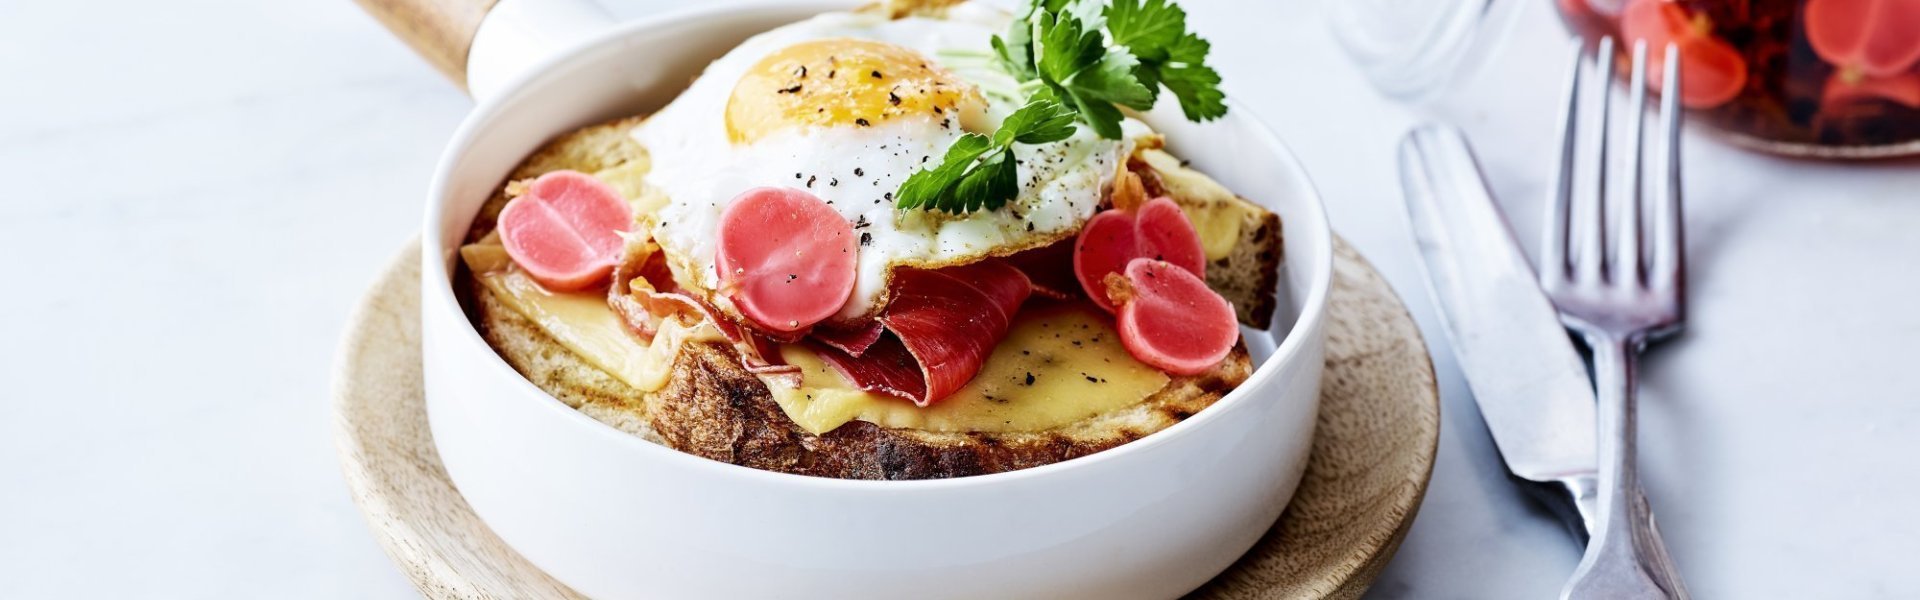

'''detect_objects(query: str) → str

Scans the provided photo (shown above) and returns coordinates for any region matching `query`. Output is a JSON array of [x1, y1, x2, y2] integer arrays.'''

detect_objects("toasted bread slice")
[[478, 275, 1251, 478], [472, 275, 1250, 479], [472, 282, 665, 444], [648, 342, 1249, 479], [461, 117, 1281, 479]]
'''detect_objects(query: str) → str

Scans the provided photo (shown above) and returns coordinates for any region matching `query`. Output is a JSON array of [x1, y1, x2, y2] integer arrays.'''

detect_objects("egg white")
[[631, 3, 1146, 321]]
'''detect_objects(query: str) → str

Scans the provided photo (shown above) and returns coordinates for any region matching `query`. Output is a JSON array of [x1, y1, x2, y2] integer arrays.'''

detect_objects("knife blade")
[[1397, 124, 1601, 540]]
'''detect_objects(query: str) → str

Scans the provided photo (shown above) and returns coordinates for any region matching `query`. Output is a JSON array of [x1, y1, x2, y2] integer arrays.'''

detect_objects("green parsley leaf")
[[894, 134, 995, 211], [952, 149, 1020, 213], [1104, 0, 1227, 121], [991, 1, 1040, 81], [1032, 8, 1152, 137], [990, 34, 1035, 81], [1105, 0, 1184, 62], [895, 0, 1228, 213], [1067, 93, 1127, 139], [1069, 51, 1155, 110], [1034, 10, 1104, 87], [894, 98, 1079, 213], [1159, 33, 1227, 121], [997, 98, 1078, 146]]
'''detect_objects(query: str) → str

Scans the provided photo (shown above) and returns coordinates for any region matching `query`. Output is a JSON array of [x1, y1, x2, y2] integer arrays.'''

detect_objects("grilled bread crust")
[[462, 114, 1280, 479], [473, 277, 1251, 479], [649, 342, 1250, 480]]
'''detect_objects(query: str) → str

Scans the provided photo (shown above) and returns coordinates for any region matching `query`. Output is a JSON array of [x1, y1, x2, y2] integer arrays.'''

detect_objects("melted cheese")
[[1137, 148, 1244, 261], [767, 303, 1170, 435], [461, 241, 693, 393]]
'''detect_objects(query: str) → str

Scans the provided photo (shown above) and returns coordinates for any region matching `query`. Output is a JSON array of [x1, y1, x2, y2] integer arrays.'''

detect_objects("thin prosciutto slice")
[[608, 241, 799, 380], [810, 336, 927, 400], [1001, 239, 1082, 300], [816, 261, 1032, 406], [811, 319, 886, 357], [607, 235, 1032, 404]]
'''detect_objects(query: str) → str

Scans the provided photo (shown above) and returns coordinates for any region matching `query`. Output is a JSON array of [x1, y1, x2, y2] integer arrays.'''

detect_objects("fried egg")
[[632, 3, 1145, 321]]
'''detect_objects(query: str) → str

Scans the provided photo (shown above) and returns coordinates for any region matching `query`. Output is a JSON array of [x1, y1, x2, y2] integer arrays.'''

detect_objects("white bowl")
[[418, 2, 1335, 598]]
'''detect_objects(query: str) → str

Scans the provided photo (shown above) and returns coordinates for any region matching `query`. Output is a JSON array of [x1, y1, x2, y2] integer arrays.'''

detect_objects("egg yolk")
[[726, 39, 985, 144]]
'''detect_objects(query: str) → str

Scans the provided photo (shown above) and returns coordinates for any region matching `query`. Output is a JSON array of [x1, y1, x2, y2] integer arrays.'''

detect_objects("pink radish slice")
[[1619, 0, 1749, 109], [1823, 71, 1920, 109], [715, 186, 858, 333], [1073, 196, 1206, 312], [1112, 258, 1237, 375], [498, 170, 635, 292], [1804, 0, 1920, 78], [1135, 198, 1207, 275]]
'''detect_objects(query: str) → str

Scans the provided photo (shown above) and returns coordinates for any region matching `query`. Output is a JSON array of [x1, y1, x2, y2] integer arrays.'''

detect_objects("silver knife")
[[1396, 124, 1601, 541]]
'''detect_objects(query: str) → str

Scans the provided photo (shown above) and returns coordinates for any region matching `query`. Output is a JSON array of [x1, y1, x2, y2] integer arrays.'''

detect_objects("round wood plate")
[[332, 237, 1439, 599]]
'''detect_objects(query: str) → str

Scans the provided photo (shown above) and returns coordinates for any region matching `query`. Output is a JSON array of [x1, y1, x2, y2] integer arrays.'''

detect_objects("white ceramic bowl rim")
[[421, 0, 1336, 492]]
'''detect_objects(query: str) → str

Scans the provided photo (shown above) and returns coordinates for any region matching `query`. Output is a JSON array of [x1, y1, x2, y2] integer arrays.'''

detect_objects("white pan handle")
[[466, 0, 614, 102], [354, 0, 612, 100]]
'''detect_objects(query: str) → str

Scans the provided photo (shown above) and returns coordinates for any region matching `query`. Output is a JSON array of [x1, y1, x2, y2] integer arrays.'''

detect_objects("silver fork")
[[1541, 37, 1690, 600]]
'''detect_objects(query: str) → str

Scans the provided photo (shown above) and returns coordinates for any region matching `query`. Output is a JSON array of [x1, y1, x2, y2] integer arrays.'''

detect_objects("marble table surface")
[[2, 0, 1915, 597]]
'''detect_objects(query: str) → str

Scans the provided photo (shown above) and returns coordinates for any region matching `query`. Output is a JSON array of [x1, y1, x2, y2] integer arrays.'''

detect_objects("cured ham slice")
[[817, 261, 1032, 406], [809, 335, 927, 400], [880, 261, 1032, 405], [610, 234, 1032, 405], [812, 319, 886, 357], [609, 241, 799, 380], [1001, 239, 1081, 300]]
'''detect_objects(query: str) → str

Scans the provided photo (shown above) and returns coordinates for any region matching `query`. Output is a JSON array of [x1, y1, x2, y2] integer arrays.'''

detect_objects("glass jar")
[[1334, 0, 1920, 159], [1558, 0, 1920, 158]]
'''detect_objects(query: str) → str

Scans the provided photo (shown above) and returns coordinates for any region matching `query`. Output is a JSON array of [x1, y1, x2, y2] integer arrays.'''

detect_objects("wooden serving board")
[[331, 237, 1439, 599]]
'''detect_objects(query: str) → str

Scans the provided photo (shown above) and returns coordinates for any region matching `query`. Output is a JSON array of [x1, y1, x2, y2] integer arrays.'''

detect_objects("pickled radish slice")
[[1805, 0, 1920, 78], [1074, 197, 1207, 312], [1136, 199, 1207, 275], [715, 187, 857, 333], [1621, 0, 1748, 109], [497, 170, 635, 292], [1110, 258, 1237, 376], [1823, 71, 1920, 109]]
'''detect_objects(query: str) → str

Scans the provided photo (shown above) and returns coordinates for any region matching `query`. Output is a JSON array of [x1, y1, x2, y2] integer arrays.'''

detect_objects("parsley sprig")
[[894, 99, 1077, 212], [1105, 0, 1227, 122], [895, 0, 1227, 213]]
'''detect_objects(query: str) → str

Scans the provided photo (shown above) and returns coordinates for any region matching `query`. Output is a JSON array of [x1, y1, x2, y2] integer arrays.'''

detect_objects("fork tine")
[[1576, 36, 1616, 284], [1541, 38, 1584, 285], [1617, 40, 1649, 286], [1651, 42, 1685, 295]]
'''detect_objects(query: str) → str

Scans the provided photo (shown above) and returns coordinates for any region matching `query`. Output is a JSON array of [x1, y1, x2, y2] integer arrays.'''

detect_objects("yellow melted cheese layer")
[[461, 241, 694, 393], [767, 303, 1171, 435]]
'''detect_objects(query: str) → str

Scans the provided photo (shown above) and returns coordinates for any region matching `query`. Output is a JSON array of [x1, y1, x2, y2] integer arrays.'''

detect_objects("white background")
[[2, 0, 1916, 597]]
